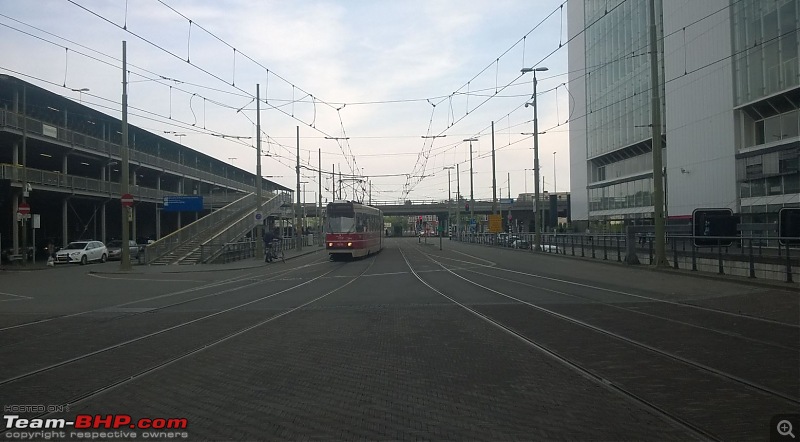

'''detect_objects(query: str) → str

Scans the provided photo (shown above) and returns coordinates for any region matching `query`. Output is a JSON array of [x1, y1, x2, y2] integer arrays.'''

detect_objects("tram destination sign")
[[162, 195, 204, 212]]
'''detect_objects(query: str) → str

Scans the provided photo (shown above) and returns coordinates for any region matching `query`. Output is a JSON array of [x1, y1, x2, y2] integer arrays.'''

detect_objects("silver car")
[[54, 241, 108, 265], [106, 240, 141, 261]]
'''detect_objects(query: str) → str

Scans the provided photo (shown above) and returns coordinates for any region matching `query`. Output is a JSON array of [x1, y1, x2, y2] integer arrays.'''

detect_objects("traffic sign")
[[692, 208, 737, 247], [488, 214, 502, 233], [17, 202, 30, 215], [121, 193, 134, 207], [507, 213, 513, 221], [254, 211, 263, 226], [779, 208, 800, 246]]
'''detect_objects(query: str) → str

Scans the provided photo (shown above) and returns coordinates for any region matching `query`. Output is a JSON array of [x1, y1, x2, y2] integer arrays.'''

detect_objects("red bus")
[[325, 201, 383, 259]]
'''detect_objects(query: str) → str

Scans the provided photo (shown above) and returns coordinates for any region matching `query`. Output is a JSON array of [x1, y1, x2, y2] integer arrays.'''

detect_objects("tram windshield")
[[327, 216, 355, 233]]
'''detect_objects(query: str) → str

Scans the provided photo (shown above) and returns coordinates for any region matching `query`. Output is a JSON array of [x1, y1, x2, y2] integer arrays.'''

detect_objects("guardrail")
[[144, 192, 268, 264], [0, 163, 180, 201], [1, 109, 255, 192], [454, 232, 799, 283], [201, 234, 317, 264]]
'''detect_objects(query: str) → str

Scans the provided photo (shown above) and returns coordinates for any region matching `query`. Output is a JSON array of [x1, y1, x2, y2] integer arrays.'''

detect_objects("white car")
[[54, 241, 108, 265]]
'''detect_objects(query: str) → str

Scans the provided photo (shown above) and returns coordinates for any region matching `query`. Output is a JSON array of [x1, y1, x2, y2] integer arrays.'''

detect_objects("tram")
[[325, 201, 383, 259]]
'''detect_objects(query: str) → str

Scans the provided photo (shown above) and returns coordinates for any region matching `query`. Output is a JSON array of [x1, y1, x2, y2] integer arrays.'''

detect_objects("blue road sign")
[[162, 195, 204, 212]]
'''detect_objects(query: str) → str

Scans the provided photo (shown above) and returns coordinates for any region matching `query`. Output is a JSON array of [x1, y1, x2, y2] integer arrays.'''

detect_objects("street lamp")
[[521, 66, 548, 251], [463, 138, 478, 232], [71, 87, 89, 104]]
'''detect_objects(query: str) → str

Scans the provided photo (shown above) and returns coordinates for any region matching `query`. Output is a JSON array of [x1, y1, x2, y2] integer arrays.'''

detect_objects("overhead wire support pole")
[[521, 66, 548, 252], [255, 84, 264, 260], [120, 40, 131, 271], [296, 126, 302, 251], [464, 137, 478, 233], [318, 148, 323, 247], [491, 121, 497, 215], [649, 0, 668, 267]]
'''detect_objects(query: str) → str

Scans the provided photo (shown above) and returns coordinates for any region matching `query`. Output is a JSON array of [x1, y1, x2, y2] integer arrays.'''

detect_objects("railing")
[[144, 192, 267, 264], [201, 234, 317, 264], [453, 232, 799, 283], [0, 109, 258, 192], [0, 163, 181, 201], [199, 192, 291, 263]]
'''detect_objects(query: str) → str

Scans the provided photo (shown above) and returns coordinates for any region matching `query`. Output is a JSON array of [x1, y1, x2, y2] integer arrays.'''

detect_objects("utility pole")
[[296, 126, 301, 251], [120, 41, 131, 270], [491, 122, 497, 215], [20, 86, 27, 265], [255, 84, 264, 260], [331, 164, 335, 200], [649, 0, 667, 267]]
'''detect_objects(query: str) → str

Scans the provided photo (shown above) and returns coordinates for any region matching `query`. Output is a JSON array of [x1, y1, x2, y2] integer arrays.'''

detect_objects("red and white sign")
[[121, 193, 134, 207], [17, 202, 30, 215]]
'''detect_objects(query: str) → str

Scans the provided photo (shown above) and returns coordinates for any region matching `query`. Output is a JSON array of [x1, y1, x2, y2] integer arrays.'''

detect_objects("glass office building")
[[569, 0, 799, 227]]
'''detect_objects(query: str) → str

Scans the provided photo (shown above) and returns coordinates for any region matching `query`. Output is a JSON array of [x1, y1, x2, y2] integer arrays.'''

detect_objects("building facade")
[[568, 0, 799, 229]]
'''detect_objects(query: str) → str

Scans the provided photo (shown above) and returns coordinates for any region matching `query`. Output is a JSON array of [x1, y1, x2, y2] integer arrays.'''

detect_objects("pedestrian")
[[263, 228, 276, 262]]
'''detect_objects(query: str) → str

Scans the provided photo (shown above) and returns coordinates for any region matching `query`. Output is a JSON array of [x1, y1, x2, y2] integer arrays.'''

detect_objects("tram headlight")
[[328, 242, 333, 247], [347, 242, 352, 247]]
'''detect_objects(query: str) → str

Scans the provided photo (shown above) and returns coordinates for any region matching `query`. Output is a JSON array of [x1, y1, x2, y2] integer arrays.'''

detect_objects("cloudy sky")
[[1, 0, 571, 204]]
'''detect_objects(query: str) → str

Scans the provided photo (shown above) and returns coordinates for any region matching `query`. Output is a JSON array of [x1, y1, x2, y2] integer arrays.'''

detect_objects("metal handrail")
[[0, 163, 181, 201], [200, 193, 291, 263], [0, 109, 258, 193], [144, 192, 269, 264]]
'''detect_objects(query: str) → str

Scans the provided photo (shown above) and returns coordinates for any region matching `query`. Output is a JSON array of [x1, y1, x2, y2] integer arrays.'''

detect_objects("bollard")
[[624, 226, 640, 265], [580, 236, 585, 257], [571, 236, 575, 256], [786, 243, 793, 283], [603, 235, 608, 260], [616, 235, 621, 262], [748, 239, 755, 278], [691, 240, 697, 271], [717, 240, 724, 275], [673, 238, 679, 269]]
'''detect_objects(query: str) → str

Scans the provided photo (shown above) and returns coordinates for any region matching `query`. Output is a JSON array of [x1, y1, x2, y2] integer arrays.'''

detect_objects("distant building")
[[568, 0, 799, 229]]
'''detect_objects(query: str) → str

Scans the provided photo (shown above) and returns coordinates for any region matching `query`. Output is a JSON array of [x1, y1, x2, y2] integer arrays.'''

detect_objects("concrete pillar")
[[62, 154, 68, 174], [12, 195, 19, 254], [93, 204, 97, 240], [12, 141, 19, 166], [62, 198, 68, 247], [132, 205, 137, 242], [155, 207, 161, 240], [177, 212, 181, 230], [101, 203, 106, 244]]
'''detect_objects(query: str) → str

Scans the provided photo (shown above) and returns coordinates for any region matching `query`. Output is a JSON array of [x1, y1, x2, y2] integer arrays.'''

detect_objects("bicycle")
[[265, 239, 285, 263]]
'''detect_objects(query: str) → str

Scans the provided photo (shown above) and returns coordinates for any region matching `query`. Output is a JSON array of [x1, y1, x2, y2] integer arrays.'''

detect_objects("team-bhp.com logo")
[[4, 414, 188, 439]]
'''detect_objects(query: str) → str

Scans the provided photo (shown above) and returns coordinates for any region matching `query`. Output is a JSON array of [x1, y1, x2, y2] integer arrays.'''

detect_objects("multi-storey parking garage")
[[0, 75, 290, 259]]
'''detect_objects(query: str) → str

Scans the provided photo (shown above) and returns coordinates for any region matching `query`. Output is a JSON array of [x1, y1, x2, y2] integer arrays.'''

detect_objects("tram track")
[[1, 254, 378, 430], [400, 245, 798, 441]]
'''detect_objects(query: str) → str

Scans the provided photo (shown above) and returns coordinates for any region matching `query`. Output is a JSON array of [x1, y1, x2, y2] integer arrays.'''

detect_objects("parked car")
[[54, 241, 107, 265], [510, 238, 530, 249], [106, 240, 141, 261]]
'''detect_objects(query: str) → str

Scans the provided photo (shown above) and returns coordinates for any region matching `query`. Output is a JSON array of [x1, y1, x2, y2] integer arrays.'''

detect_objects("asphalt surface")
[[0, 237, 798, 441]]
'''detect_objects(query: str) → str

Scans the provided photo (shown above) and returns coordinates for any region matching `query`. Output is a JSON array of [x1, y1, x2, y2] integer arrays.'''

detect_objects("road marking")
[[87, 273, 206, 283], [0, 292, 33, 302]]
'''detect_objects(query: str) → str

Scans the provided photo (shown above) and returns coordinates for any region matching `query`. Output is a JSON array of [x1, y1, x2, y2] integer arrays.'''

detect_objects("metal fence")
[[202, 234, 318, 264], [454, 232, 799, 283]]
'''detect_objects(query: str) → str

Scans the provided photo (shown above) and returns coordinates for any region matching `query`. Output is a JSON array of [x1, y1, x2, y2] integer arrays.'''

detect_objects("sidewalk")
[[1, 246, 326, 274]]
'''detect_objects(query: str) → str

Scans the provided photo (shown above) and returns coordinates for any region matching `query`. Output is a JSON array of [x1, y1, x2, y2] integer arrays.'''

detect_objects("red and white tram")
[[325, 201, 383, 259]]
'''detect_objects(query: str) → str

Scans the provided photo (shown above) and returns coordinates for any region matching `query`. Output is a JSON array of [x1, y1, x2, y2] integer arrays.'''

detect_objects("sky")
[[0, 0, 571, 205]]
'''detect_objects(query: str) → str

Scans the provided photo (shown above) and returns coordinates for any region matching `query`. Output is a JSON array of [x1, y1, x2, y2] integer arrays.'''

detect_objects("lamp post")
[[463, 138, 478, 232], [521, 66, 548, 251], [71, 87, 89, 104]]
